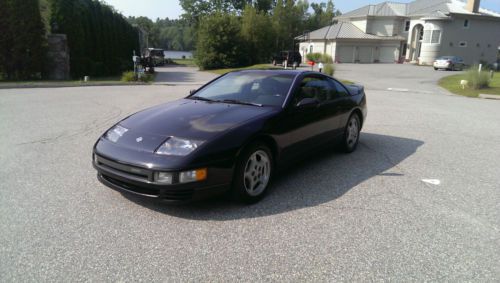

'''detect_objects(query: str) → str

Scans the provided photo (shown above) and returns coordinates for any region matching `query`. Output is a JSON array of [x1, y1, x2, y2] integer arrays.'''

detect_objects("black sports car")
[[93, 70, 367, 203]]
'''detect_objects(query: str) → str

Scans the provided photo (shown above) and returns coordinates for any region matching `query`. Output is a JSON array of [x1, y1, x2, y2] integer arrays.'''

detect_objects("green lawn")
[[172, 59, 197, 67], [439, 72, 500, 97]]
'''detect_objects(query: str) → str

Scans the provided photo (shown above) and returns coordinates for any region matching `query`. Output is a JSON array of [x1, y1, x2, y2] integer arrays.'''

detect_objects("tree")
[[241, 5, 275, 64], [0, 0, 46, 80], [50, 0, 139, 78], [196, 13, 248, 69]]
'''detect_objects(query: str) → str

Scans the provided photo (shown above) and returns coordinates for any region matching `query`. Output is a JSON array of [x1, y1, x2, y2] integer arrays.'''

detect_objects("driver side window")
[[293, 76, 335, 106]]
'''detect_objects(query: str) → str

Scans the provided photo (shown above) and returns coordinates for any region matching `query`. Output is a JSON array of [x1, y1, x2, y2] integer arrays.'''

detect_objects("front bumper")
[[93, 153, 232, 202]]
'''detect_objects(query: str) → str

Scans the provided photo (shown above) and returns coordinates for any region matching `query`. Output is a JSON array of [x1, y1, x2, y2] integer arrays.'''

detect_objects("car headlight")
[[155, 137, 204, 156], [105, 125, 128, 143]]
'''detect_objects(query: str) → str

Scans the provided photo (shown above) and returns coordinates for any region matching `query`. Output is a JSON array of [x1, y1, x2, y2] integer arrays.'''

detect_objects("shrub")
[[196, 13, 248, 70], [121, 71, 136, 82], [306, 53, 322, 63], [306, 53, 333, 64], [139, 73, 154, 83], [465, 67, 491, 89], [324, 64, 335, 76], [122, 71, 154, 83]]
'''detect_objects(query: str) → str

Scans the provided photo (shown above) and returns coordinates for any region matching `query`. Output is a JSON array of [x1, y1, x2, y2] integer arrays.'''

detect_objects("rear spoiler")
[[345, 84, 365, 96]]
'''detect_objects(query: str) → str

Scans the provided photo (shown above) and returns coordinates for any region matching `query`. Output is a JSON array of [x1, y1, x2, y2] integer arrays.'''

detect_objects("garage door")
[[358, 47, 373, 63], [337, 46, 354, 63], [379, 47, 397, 63]]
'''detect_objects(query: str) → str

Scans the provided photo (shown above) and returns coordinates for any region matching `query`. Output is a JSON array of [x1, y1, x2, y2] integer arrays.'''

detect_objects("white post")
[[478, 64, 482, 73]]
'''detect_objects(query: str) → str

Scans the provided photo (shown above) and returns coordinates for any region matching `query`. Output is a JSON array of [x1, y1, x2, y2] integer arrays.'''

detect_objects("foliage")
[[324, 63, 334, 76], [465, 67, 491, 89], [306, 53, 333, 63], [50, 0, 140, 78], [127, 17, 195, 52], [240, 5, 275, 65], [121, 71, 136, 82], [178, 0, 341, 68], [121, 71, 154, 82], [305, 0, 340, 31], [208, 64, 281, 75], [0, 0, 46, 80], [439, 72, 499, 97], [196, 13, 248, 70]]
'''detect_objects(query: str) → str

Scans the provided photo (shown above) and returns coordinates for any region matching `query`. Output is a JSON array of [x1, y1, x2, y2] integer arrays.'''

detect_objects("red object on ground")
[[307, 61, 315, 66]]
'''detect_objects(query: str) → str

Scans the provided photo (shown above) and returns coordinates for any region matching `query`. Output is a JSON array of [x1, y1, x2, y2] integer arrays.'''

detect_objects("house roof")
[[335, 0, 500, 19], [296, 22, 405, 41]]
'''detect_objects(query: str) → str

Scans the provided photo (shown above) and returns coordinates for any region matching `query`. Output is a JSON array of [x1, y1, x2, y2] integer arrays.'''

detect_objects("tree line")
[[129, 0, 340, 69], [184, 0, 340, 69], [0, 0, 140, 80], [127, 17, 196, 52], [0, 0, 46, 80]]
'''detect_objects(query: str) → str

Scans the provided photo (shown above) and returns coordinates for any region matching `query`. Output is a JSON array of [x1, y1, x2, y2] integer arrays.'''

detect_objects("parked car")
[[433, 56, 465, 71], [145, 48, 165, 66], [272, 51, 302, 67], [93, 70, 367, 203]]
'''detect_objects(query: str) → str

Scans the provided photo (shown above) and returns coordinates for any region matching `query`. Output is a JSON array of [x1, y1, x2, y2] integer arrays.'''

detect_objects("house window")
[[404, 21, 411, 32], [459, 41, 467, 47], [431, 30, 441, 44], [464, 19, 469, 28], [423, 30, 441, 44], [423, 30, 431, 43]]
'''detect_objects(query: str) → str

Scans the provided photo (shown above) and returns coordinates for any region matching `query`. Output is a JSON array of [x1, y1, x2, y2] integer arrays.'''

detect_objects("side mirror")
[[189, 89, 197, 95], [295, 98, 319, 109]]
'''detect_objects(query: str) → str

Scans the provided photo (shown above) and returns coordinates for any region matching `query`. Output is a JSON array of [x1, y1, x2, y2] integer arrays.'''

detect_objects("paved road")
[[153, 65, 217, 85], [1, 64, 499, 281]]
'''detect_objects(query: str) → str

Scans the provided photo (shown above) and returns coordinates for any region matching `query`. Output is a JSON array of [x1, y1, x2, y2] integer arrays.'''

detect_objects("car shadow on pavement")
[[122, 133, 423, 220]]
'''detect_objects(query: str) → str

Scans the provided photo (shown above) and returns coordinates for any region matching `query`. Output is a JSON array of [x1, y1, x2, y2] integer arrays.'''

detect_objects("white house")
[[297, 0, 500, 65]]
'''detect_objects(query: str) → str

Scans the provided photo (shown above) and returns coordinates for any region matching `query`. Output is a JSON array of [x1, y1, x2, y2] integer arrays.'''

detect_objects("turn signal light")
[[179, 168, 207, 183]]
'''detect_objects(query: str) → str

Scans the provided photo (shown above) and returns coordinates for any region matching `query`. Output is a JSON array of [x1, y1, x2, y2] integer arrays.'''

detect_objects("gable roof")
[[296, 22, 405, 41], [335, 0, 500, 19]]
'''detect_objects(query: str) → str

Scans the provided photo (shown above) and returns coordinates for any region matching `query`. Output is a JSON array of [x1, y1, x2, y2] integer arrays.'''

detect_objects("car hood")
[[116, 98, 278, 152]]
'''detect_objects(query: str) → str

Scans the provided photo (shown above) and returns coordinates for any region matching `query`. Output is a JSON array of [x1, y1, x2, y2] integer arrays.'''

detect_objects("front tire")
[[342, 114, 361, 153], [232, 143, 273, 203]]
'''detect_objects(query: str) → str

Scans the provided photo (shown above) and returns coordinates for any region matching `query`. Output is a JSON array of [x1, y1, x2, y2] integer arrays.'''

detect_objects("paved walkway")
[[153, 65, 218, 86]]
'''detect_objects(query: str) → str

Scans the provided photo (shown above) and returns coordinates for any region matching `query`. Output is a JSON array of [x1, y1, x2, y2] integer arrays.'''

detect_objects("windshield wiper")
[[220, 99, 263, 107], [190, 96, 215, 102]]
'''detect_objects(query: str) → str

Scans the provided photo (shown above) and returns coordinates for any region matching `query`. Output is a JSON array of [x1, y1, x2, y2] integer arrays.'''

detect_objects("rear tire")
[[434, 67, 438, 71], [342, 114, 361, 153], [232, 143, 273, 204]]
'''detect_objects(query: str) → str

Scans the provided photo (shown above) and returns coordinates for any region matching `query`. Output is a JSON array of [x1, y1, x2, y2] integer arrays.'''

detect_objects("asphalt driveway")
[[1, 64, 499, 281]]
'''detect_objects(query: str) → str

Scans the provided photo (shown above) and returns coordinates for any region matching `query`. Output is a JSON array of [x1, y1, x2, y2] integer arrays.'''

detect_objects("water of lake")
[[163, 51, 194, 59]]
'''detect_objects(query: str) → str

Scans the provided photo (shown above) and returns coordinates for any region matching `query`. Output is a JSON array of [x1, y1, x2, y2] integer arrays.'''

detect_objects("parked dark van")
[[272, 51, 302, 67]]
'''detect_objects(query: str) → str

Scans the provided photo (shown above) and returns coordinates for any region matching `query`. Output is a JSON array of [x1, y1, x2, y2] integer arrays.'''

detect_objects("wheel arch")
[[236, 135, 280, 166], [350, 108, 364, 128]]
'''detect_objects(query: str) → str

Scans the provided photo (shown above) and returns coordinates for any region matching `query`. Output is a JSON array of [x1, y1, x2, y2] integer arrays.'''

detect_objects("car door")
[[276, 75, 338, 159], [327, 78, 357, 135]]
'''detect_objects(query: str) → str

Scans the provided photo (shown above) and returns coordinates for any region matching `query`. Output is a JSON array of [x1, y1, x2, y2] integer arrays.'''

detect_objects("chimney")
[[466, 0, 480, 13]]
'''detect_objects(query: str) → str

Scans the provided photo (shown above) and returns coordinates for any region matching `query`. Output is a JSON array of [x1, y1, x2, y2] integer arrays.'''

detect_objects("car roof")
[[231, 69, 317, 76]]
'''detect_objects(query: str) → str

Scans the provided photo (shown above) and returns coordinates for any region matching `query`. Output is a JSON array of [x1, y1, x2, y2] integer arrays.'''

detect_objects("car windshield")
[[191, 72, 295, 107], [437, 56, 453, 60]]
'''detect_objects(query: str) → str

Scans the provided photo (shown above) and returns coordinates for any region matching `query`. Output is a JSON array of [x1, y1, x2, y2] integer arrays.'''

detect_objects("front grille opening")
[[98, 161, 149, 180], [104, 175, 160, 196]]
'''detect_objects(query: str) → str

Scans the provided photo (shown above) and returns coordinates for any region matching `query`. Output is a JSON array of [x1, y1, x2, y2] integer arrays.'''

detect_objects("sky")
[[104, 0, 500, 20]]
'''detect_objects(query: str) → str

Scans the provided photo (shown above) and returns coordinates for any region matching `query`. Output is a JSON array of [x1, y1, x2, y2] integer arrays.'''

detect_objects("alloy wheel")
[[243, 150, 271, 197], [346, 117, 359, 148]]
